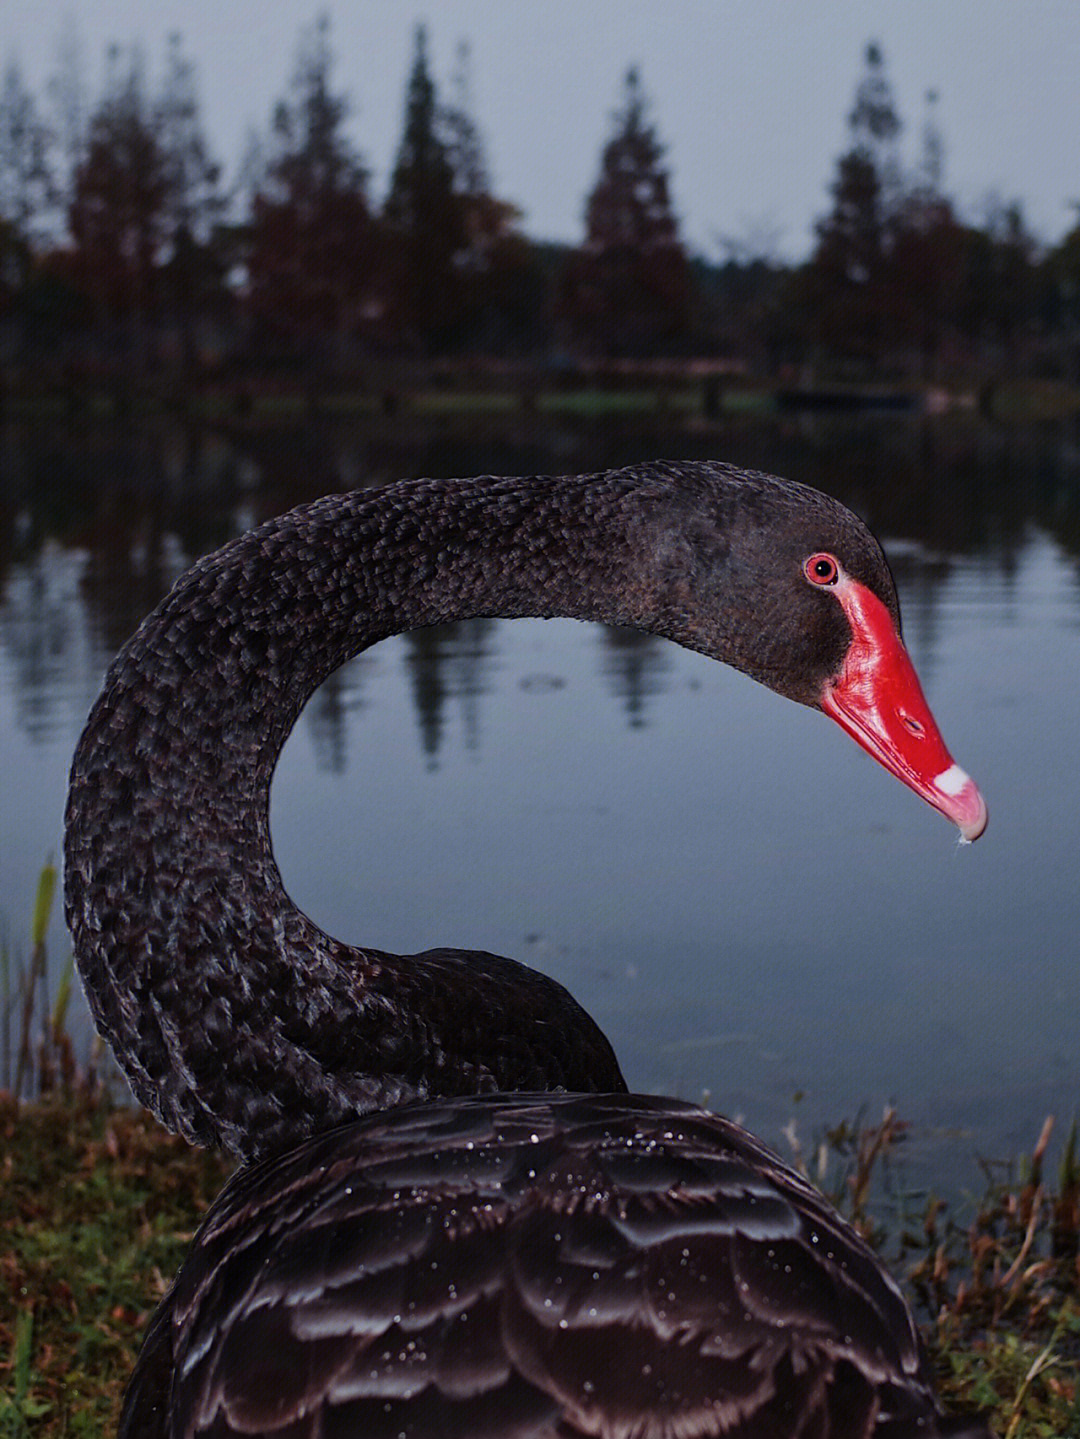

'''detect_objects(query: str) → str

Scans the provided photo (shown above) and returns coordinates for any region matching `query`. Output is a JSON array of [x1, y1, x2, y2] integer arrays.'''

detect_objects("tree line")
[[1, 22, 1078, 382]]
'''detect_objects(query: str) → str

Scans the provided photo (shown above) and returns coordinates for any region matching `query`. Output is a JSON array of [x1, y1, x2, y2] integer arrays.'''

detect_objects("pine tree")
[[915, 89, 944, 206], [584, 68, 681, 255], [247, 14, 378, 355], [817, 42, 903, 285], [46, 27, 88, 221], [263, 14, 367, 214], [156, 33, 222, 249], [847, 41, 902, 215], [560, 68, 690, 356], [818, 150, 884, 287], [0, 58, 54, 244], [383, 24, 468, 350], [68, 47, 170, 318], [433, 38, 543, 353], [805, 41, 906, 362], [155, 34, 226, 360], [439, 40, 488, 202], [890, 89, 965, 372], [385, 26, 456, 232]]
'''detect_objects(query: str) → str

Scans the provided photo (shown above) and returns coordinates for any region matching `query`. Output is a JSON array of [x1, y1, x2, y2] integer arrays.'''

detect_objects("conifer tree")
[[816, 42, 903, 286], [383, 24, 468, 350], [157, 34, 222, 249], [560, 68, 690, 356], [0, 59, 54, 244], [584, 68, 681, 255], [47, 28, 89, 221], [155, 34, 225, 358], [440, 40, 488, 201], [804, 41, 905, 361], [247, 14, 377, 354], [434, 38, 543, 353], [915, 90, 944, 206], [847, 41, 902, 216], [889, 89, 965, 372], [68, 48, 169, 318]]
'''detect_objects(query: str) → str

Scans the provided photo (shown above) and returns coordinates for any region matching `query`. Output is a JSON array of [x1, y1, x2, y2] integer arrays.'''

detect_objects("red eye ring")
[[804, 552, 839, 587]]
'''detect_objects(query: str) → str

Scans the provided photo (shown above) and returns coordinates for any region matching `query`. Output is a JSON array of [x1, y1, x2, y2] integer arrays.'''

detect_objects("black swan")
[[64, 462, 992, 1438]]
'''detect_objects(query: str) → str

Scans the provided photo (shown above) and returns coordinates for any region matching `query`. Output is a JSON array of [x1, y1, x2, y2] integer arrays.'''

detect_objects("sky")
[[3, 0, 1078, 261]]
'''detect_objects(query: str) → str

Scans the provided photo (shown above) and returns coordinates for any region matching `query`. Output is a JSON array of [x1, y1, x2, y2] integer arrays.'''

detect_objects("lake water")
[[2, 407, 1078, 1204]]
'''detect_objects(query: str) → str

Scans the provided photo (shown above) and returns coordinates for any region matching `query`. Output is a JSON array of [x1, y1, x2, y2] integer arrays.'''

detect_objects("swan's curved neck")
[[66, 471, 705, 1160]]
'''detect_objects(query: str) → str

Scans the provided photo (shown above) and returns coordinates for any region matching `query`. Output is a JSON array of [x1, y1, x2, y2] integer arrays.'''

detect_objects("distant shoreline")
[[4, 364, 1079, 426]]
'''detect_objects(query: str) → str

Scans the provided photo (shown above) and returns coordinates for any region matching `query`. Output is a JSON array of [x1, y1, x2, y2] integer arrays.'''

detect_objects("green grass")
[[539, 387, 698, 416], [0, 1096, 234, 1435]]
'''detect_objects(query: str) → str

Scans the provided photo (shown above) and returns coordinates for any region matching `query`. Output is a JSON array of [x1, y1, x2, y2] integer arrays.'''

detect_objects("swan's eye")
[[804, 553, 839, 587]]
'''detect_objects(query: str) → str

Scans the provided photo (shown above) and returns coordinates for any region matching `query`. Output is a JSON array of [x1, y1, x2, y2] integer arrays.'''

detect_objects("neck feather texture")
[[66, 466, 732, 1160]]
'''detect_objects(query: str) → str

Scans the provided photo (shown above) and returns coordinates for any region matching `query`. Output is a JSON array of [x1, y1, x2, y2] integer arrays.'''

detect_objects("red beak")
[[820, 576, 987, 842]]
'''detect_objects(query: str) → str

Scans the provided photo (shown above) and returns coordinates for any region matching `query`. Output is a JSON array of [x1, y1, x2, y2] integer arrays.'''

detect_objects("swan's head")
[[644, 466, 987, 842], [808, 557, 987, 843]]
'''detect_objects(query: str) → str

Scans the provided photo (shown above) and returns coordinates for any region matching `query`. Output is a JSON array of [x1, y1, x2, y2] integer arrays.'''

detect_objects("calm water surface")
[[2, 411, 1078, 1200]]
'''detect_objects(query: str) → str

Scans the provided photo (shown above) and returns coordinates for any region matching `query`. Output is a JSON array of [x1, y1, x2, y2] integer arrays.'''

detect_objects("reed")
[[1, 864, 104, 1104]]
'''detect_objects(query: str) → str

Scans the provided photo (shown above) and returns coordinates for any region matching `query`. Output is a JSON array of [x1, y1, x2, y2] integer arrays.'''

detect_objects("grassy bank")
[[0, 1092, 1076, 1436], [5, 362, 1080, 429], [1, 1097, 232, 1435]]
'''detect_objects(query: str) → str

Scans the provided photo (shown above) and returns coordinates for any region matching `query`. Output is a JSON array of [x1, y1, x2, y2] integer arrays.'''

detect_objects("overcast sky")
[[4, 0, 1078, 260]]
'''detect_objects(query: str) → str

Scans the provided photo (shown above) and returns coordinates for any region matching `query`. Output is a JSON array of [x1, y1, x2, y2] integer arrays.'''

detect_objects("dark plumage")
[[64, 462, 993, 1437]]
